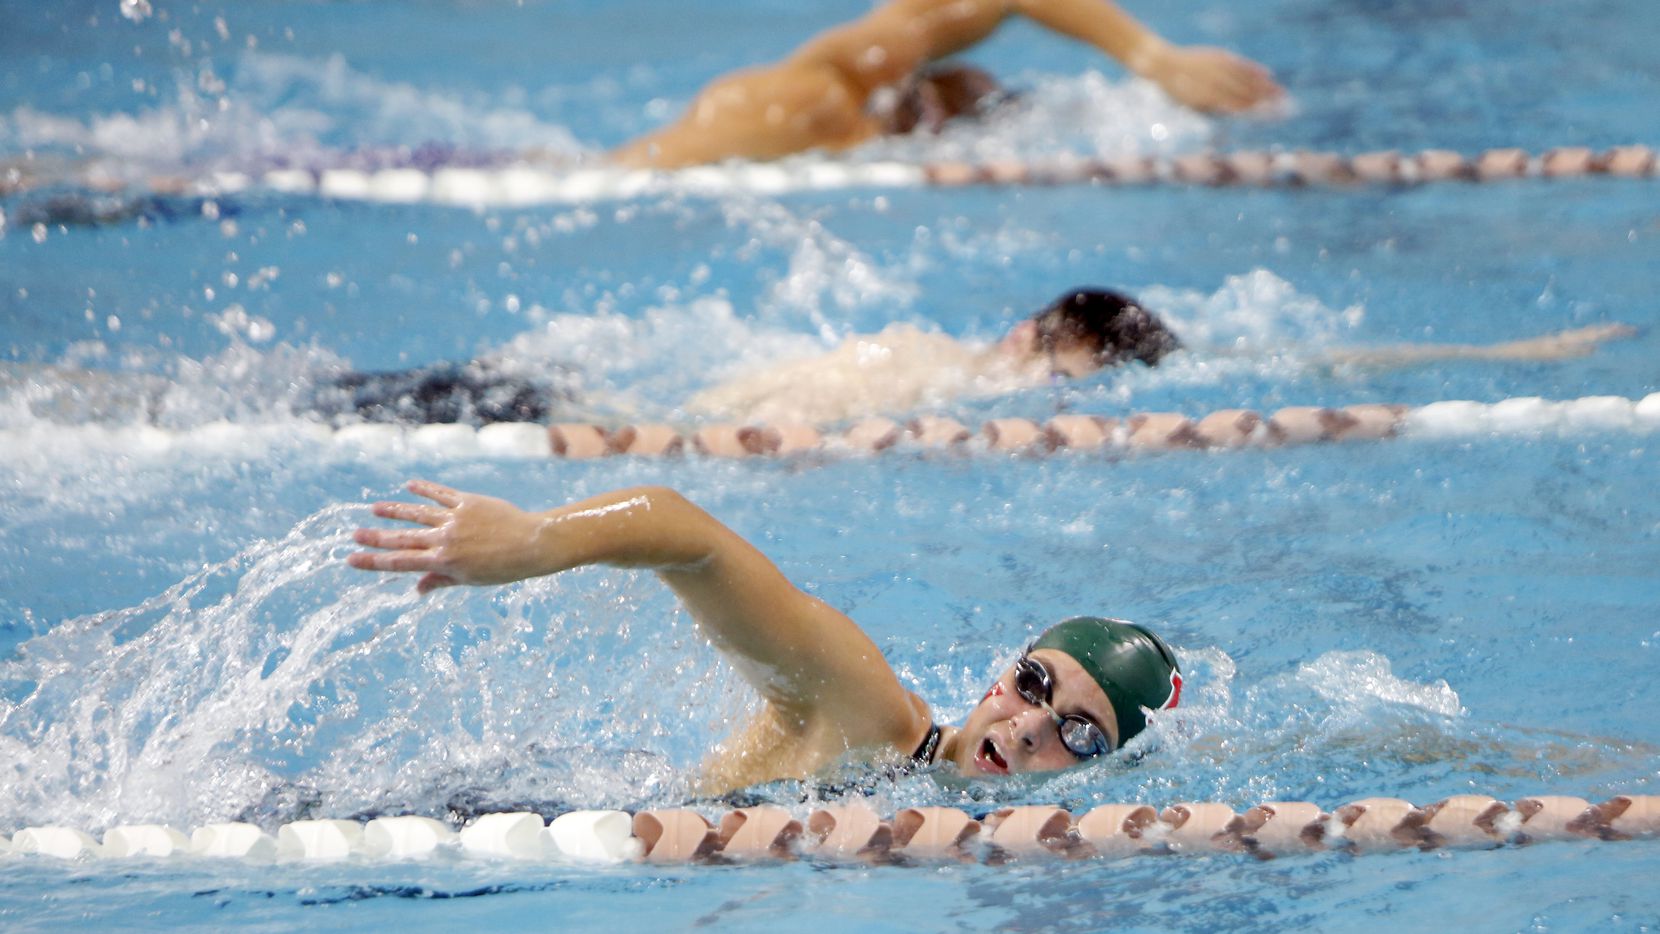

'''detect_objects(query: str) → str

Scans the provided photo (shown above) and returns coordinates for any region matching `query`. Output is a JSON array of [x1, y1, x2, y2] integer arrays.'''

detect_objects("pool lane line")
[[3, 394, 1654, 460], [3, 794, 1655, 864], [2, 146, 1654, 212], [433, 393, 1660, 459]]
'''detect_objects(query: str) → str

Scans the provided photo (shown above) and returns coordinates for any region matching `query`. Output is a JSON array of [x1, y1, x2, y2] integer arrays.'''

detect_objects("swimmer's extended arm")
[[793, 0, 1282, 112], [1008, 0, 1282, 112], [349, 480, 923, 744], [1323, 323, 1637, 369], [611, 0, 1279, 167]]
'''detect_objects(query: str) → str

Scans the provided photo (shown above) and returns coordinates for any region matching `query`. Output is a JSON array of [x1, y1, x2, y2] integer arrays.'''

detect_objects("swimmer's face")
[[950, 648, 1118, 775], [997, 321, 1103, 379]]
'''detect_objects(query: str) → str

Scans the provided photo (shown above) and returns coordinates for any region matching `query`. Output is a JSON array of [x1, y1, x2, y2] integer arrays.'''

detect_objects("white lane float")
[[363, 816, 457, 859], [190, 822, 279, 859], [12, 826, 100, 860], [458, 812, 548, 859], [477, 422, 554, 457], [410, 423, 481, 457], [275, 819, 366, 861], [546, 810, 644, 863], [102, 824, 191, 858]]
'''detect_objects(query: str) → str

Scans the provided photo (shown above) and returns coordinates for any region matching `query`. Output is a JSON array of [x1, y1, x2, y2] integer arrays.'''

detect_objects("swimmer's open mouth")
[[977, 736, 1010, 775]]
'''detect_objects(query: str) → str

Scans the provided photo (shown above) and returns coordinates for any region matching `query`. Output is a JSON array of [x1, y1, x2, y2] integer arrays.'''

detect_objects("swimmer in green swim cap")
[[349, 480, 1180, 792], [941, 617, 1182, 775]]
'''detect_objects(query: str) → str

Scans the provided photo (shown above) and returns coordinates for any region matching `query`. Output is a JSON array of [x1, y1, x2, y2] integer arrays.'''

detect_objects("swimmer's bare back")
[[610, 0, 1282, 169]]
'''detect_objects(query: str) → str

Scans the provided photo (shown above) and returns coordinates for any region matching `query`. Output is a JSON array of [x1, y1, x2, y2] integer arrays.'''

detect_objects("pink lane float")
[[472, 395, 1656, 461], [6, 394, 1653, 462]]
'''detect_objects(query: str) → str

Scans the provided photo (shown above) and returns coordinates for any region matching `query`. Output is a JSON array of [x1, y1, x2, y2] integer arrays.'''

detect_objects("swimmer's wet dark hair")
[[1031, 288, 1182, 368], [879, 63, 1008, 136]]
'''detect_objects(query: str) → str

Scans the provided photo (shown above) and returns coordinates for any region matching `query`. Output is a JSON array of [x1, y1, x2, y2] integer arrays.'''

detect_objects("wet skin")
[[944, 648, 1118, 775], [998, 319, 1106, 378]]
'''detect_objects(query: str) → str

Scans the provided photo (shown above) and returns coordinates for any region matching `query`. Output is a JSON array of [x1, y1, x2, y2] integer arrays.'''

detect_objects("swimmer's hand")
[[1474, 322, 1639, 360], [1138, 42, 1283, 114], [350, 479, 555, 594]]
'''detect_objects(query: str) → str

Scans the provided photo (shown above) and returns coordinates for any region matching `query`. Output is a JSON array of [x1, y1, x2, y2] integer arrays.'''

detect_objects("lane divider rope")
[[3, 794, 1654, 864], [12, 393, 1648, 460], [9, 146, 1653, 210]]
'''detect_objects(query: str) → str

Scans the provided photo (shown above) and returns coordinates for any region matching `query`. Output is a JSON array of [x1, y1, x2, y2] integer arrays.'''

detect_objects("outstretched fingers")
[[1216, 60, 1280, 111], [346, 549, 442, 573], [371, 500, 447, 526], [409, 478, 463, 507], [348, 480, 465, 588], [354, 526, 438, 550]]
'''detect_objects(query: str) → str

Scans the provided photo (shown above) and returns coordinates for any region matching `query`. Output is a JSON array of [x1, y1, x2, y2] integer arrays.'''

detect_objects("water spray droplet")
[[119, 0, 152, 23]]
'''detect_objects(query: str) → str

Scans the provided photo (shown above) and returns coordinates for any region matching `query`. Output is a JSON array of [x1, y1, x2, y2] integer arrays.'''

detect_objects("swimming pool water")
[[2, 0, 1658, 929]]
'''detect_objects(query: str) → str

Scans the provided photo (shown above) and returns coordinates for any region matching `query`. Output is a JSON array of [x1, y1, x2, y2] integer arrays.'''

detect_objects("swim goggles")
[[1013, 651, 1113, 759]]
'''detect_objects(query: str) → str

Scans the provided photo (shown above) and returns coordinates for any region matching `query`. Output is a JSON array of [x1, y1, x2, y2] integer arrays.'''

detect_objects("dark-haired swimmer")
[[348, 479, 1181, 791], [4, 290, 1630, 429], [688, 288, 1635, 425], [688, 289, 1179, 424], [610, 0, 1283, 169]]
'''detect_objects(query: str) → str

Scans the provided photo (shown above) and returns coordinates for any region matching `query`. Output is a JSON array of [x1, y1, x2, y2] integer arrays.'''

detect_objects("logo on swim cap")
[[1030, 616, 1181, 748]]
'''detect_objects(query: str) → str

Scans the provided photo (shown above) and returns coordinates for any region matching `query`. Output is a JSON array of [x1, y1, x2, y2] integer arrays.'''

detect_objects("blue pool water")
[[2, 0, 1658, 929]]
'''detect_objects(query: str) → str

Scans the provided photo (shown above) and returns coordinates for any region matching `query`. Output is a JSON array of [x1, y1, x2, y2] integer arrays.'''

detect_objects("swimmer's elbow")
[[632, 485, 695, 513], [616, 486, 728, 569]]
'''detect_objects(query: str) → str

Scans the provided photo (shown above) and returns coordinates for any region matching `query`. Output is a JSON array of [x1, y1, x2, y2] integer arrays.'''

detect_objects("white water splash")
[[1, 50, 589, 181], [1142, 268, 1365, 351], [0, 504, 745, 831], [119, 0, 153, 23], [719, 197, 919, 341], [856, 70, 1212, 164], [1298, 650, 1464, 717]]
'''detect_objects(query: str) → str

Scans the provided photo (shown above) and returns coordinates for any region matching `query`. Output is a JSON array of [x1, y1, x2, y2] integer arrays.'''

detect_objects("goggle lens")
[[1012, 652, 1111, 759], [1058, 715, 1109, 758]]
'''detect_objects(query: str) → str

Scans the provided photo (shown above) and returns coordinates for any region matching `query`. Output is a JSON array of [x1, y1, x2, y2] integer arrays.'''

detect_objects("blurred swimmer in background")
[[1, 289, 1633, 427], [610, 0, 1284, 168], [682, 289, 1636, 425]]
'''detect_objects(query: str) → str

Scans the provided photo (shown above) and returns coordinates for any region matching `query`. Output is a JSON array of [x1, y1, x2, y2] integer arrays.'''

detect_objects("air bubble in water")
[[119, 0, 152, 23]]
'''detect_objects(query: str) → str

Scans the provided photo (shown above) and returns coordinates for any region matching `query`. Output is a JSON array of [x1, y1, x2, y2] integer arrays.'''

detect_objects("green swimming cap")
[[1030, 616, 1182, 748]]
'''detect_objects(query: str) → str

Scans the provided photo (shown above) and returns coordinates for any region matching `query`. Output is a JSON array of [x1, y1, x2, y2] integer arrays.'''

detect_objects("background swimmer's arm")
[[349, 480, 923, 740], [1323, 323, 1637, 369], [1010, 0, 1283, 112]]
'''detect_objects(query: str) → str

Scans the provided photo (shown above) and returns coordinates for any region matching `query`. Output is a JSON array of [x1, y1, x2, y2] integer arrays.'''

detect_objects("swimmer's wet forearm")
[[1012, 0, 1159, 68], [346, 481, 732, 594], [538, 486, 727, 572], [1011, 0, 1281, 113]]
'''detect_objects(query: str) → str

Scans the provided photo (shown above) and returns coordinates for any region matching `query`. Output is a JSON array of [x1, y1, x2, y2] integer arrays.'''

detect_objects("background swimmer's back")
[[685, 323, 1043, 425]]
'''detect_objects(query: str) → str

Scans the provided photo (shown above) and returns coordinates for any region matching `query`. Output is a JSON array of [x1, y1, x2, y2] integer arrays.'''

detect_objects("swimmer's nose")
[[1011, 706, 1052, 754]]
